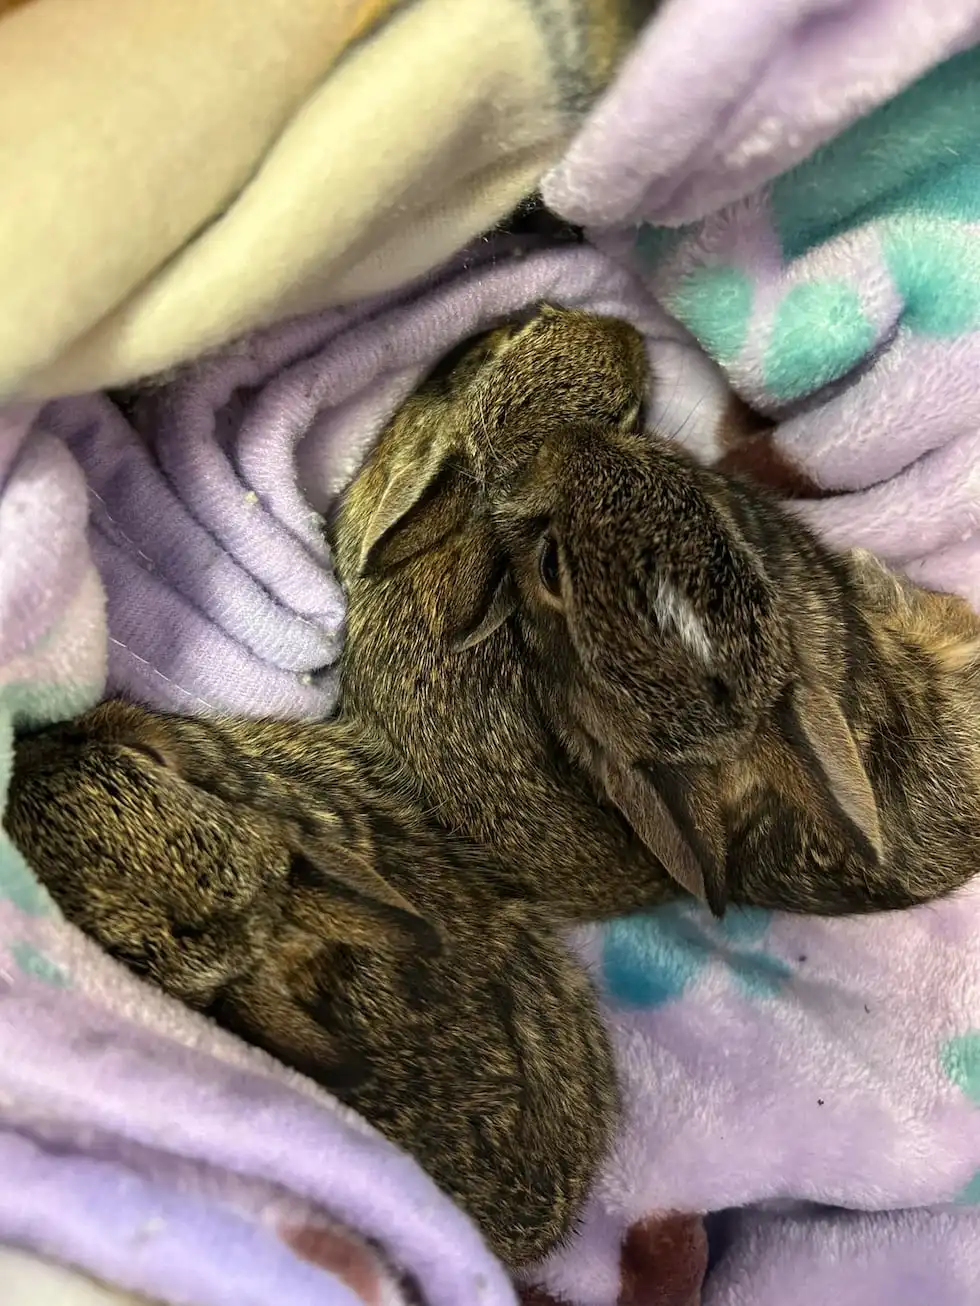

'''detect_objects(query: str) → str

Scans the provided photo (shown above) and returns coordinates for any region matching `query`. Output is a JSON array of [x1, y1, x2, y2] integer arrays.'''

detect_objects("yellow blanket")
[[0, 0, 648, 399]]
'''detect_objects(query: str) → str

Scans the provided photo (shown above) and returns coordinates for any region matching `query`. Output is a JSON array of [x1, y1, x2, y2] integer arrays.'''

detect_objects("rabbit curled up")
[[334, 305, 980, 917], [6, 702, 617, 1270]]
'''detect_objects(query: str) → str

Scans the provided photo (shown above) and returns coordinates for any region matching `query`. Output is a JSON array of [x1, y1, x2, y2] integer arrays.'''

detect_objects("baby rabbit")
[[334, 305, 980, 918], [458, 306, 980, 915], [331, 320, 677, 920], [6, 700, 617, 1271]]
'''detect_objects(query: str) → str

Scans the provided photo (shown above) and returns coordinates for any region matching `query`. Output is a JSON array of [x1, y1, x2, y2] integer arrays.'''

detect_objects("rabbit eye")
[[707, 676, 732, 707], [537, 534, 563, 602], [170, 920, 209, 943]]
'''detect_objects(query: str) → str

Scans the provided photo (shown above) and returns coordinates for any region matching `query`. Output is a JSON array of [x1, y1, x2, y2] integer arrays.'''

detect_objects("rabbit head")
[[331, 322, 680, 921], [7, 700, 438, 1089], [461, 309, 893, 913]]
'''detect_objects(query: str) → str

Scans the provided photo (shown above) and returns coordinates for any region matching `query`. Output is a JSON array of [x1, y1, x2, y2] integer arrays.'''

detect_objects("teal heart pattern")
[[601, 902, 793, 1009]]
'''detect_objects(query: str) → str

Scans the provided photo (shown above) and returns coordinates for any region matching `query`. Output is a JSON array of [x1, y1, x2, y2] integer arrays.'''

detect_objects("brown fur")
[[6, 702, 617, 1270], [335, 305, 980, 917], [10, 306, 980, 1268], [330, 313, 677, 920]]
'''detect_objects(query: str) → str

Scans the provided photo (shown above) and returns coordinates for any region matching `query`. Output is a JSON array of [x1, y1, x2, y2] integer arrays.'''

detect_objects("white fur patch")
[[654, 577, 713, 665]]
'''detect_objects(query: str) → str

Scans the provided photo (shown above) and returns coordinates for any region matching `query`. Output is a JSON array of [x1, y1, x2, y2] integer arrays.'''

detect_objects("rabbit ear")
[[777, 680, 883, 866], [451, 568, 518, 651], [357, 444, 465, 578], [603, 758, 730, 916], [290, 844, 443, 956]]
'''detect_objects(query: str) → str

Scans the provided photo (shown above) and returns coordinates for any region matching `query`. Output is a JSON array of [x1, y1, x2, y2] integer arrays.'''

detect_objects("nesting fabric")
[[38, 242, 722, 719], [552, 8, 980, 610], [5, 0, 980, 1303], [0, 240, 730, 1306], [0, 0, 649, 400]]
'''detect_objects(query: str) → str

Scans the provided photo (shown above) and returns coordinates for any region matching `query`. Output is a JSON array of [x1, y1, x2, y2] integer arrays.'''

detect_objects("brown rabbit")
[[330, 317, 678, 920], [6, 699, 617, 1271], [333, 305, 980, 918]]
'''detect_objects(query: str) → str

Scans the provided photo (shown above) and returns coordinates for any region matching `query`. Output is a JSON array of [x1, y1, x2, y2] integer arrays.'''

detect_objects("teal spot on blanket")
[[3, 679, 103, 735], [953, 1170, 980, 1205], [941, 1031, 980, 1105], [602, 903, 706, 1006], [635, 223, 690, 269], [0, 841, 56, 917], [729, 949, 794, 1000], [884, 222, 980, 336], [906, 162, 980, 227], [666, 265, 753, 364], [763, 282, 874, 401], [770, 47, 980, 261], [714, 905, 772, 946], [9, 941, 70, 988], [602, 902, 791, 1008]]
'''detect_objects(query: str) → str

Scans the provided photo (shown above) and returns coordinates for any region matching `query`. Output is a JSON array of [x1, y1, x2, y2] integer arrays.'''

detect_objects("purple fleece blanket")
[[1, 242, 725, 1305], [6, 3, 980, 1303], [0, 399, 517, 1306]]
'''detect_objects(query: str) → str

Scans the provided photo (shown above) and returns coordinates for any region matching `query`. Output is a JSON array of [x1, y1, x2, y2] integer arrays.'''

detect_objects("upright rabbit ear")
[[777, 680, 883, 866], [603, 758, 730, 916], [357, 442, 467, 578], [290, 842, 443, 957]]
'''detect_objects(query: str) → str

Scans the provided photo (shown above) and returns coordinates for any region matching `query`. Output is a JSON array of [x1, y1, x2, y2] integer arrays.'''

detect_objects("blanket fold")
[[555, 22, 980, 611], [0, 0, 650, 401], [39, 241, 727, 720]]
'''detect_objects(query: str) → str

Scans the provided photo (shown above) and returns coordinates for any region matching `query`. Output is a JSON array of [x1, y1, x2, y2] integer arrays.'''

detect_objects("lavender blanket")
[[6, 3, 980, 1304]]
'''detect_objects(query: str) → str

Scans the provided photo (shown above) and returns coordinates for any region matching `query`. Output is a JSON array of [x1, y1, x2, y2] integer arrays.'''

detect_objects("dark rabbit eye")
[[537, 534, 562, 601], [170, 920, 209, 943], [707, 677, 732, 708]]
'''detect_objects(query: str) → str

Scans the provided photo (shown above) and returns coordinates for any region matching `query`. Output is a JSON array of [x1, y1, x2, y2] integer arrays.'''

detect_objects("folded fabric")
[[526, 894, 980, 1305], [0, 389, 517, 1306], [0, 0, 650, 401], [543, 0, 980, 229], [40, 241, 728, 719], [1, 1244, 163, 1305], [0, 400, 106, 733], [704, 1207, 980, 1306], [554, 24, 980, 611], [519, 1213, 708, 1306]]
